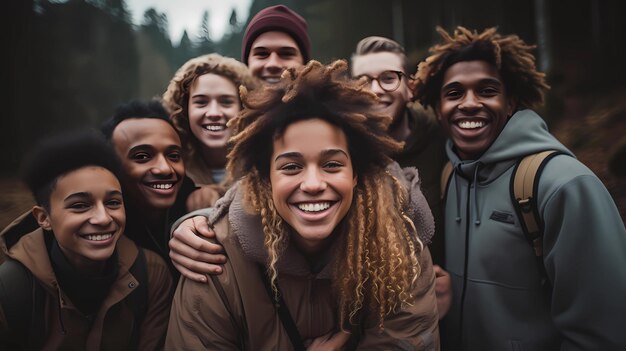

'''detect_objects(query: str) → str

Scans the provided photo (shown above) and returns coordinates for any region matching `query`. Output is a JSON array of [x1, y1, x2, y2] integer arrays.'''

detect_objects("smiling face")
[[270, 118, 356, 254], [111, 118, 184, 210], [33, 166, 125, 271], [248, 31, 304, 85], [437, 60, 515, 160], [351, 51, 413, 127], [188, 73, 241, 152]]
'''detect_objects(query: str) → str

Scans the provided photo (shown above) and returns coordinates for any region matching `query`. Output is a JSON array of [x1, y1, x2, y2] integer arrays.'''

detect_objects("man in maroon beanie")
[[241, 5, 311, 84]]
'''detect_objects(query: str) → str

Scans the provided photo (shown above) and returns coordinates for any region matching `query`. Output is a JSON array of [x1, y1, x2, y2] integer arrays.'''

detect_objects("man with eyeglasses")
[[351, 36, 450, 319]]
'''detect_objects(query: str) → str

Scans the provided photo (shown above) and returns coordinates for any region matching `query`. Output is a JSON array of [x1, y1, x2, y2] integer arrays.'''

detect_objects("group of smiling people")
[[2, 4, 626, 351]]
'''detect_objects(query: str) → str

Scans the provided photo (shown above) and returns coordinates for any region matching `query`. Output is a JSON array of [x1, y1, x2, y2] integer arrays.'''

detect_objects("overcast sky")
[[126, 0, 252, 43]]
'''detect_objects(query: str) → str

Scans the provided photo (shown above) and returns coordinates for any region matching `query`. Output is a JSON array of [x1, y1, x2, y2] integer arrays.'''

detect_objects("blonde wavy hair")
[[228, 60, 423, 330], [414, 26, 549, 110], [162, 53, 257, 160]]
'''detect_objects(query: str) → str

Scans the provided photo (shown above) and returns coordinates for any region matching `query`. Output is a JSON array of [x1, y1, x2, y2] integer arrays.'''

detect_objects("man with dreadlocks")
[[414, 26, 626, 350], [165, 60, 439, 350]]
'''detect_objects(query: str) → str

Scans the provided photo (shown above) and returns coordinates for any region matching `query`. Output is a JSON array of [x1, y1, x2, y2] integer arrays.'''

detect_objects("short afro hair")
[[414, 26, 549, 110], [21, 129, 122, 210], [101, 99, 173, 140]]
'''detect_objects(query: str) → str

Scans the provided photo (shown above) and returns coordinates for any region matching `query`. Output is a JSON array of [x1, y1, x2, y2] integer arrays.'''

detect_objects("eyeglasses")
[[356, 70, 406, 92]]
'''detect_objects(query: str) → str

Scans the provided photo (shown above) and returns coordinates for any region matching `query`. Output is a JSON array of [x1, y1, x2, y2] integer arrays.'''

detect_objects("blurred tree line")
[[2, 0, 625, 178]]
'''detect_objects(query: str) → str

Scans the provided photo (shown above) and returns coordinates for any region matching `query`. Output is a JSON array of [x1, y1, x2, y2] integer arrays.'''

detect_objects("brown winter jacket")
[[165, 167, 440, 350], [0, 216, 173, 350]]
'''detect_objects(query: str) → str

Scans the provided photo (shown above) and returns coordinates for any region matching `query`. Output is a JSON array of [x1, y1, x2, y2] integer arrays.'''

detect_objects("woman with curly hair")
[[165, 60, 439, 350], [163, 53, 257, 209]]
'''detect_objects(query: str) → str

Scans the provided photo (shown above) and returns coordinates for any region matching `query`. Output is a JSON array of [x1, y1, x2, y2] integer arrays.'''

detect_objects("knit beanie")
[[241, 5, 311, 64]]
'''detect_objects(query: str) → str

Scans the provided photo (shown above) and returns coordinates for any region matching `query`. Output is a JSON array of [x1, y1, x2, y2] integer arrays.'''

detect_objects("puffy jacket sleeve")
[[137, 250, 174, 351], [541, 160, 626, 350], [358, 247, 440, 350]]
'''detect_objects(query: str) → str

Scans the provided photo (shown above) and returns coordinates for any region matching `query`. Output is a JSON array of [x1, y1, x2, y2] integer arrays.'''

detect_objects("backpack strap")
[[440, 161, 454, 200], [0, 258, 46, 350], [127, 248, 148, 349], [511, 151, 559, 257], [258, 264, 305, 351]]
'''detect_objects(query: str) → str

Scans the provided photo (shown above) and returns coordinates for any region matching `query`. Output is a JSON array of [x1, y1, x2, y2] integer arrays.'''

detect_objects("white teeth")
[[150, 183, 173, 190], [264, 77, 280, 84], [204, 124, 226, 132], [297, 202, 331, 212], [84, 233, 113, 241], [458, 121, 485, 129]]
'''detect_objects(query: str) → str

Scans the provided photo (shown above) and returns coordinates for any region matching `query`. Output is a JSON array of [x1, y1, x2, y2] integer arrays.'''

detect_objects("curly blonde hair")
[[228, 60, 423, 330], [162, 53, 257, 159], [414, 26, 549, 110]]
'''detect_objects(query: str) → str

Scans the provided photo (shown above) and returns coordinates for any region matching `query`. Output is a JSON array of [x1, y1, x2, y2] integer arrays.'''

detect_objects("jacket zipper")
[[459, 181, 472, 345]]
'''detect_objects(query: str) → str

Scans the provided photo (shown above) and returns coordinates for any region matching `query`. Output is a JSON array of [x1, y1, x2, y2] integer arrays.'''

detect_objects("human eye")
[[167, 151, 182, 162], [219, 96, 236, 107], [279, 49, 297, 59], [131, 152, 151, 163], [280, 162, 302, 173], [253, 49, 270, 59], [323, 161, 344, 171], [480, 86, 499, 96], [191, 98, 208, 106], [106, 198, 123, 208], [380, 71, 398, 83], [68, 202, 90, 211], [443, 88, 462, 100]]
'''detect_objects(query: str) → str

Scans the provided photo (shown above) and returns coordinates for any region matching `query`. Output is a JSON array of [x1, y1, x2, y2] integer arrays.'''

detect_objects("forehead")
[[53, 166, 121, 198], [251, 31, 300, 51], [191, 73, 238, 95], [442, 60, 502, 87], [351, 52, 404, 76], [111, 118, 181, 152], [273, 118, 349, 153]]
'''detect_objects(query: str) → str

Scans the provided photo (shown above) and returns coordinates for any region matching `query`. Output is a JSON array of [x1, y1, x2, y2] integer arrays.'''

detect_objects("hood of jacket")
[[2, 212, 139, 294], [446, 109, 574, 183], [204, 162, 435, 279]]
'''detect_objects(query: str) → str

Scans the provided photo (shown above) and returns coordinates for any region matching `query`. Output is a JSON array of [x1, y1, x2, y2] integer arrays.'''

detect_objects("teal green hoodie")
[[442, 109, 626, 350]]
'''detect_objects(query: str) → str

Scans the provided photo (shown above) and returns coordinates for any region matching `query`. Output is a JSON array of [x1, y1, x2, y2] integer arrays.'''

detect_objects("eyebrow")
[[64, 190, 123, 202], [442, 78, 503, 91], [127, 144, 181, 154], [274, 148, 349, 162]]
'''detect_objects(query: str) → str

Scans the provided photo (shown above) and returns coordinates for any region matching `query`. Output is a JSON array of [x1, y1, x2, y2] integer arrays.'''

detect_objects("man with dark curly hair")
[[414, 26, 626, 350]]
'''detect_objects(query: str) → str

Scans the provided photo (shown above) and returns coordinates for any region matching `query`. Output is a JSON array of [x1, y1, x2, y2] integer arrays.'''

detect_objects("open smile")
[[79, 231, 116, 244], [291, 201, 338, 220], [202, 123, 227, 132], [262, 76, 281, 84], [143, 180, 178, 194]]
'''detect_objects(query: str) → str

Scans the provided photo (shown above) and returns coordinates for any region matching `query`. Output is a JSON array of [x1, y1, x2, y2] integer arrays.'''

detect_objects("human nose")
[[458, 91, 481, 110], [151, 154, 174, 176], [300, 168, 327, 193], [204, 101, 222, 119], [370, 78, 385, 95], [90, 203, 113, 226], [265, 52, 283, 73]]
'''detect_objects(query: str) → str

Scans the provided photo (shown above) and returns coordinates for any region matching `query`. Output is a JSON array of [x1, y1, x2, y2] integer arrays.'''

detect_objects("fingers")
[[170, 249, 223, 276], [169, 236, 226, 264], [171, 260, 209, 283], [433, 265, 452, 319], [191, 216, 217, 240]]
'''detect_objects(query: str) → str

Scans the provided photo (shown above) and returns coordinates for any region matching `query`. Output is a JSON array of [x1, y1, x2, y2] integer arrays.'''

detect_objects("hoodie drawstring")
[[454, 165, 462, 222], [473, 164, 481, 225]]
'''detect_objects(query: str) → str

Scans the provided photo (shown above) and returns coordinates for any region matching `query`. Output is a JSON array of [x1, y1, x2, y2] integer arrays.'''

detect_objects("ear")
[[32, 206, 52, 231], [506, 97, 518, 118], [352, 175, 358, 189]]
